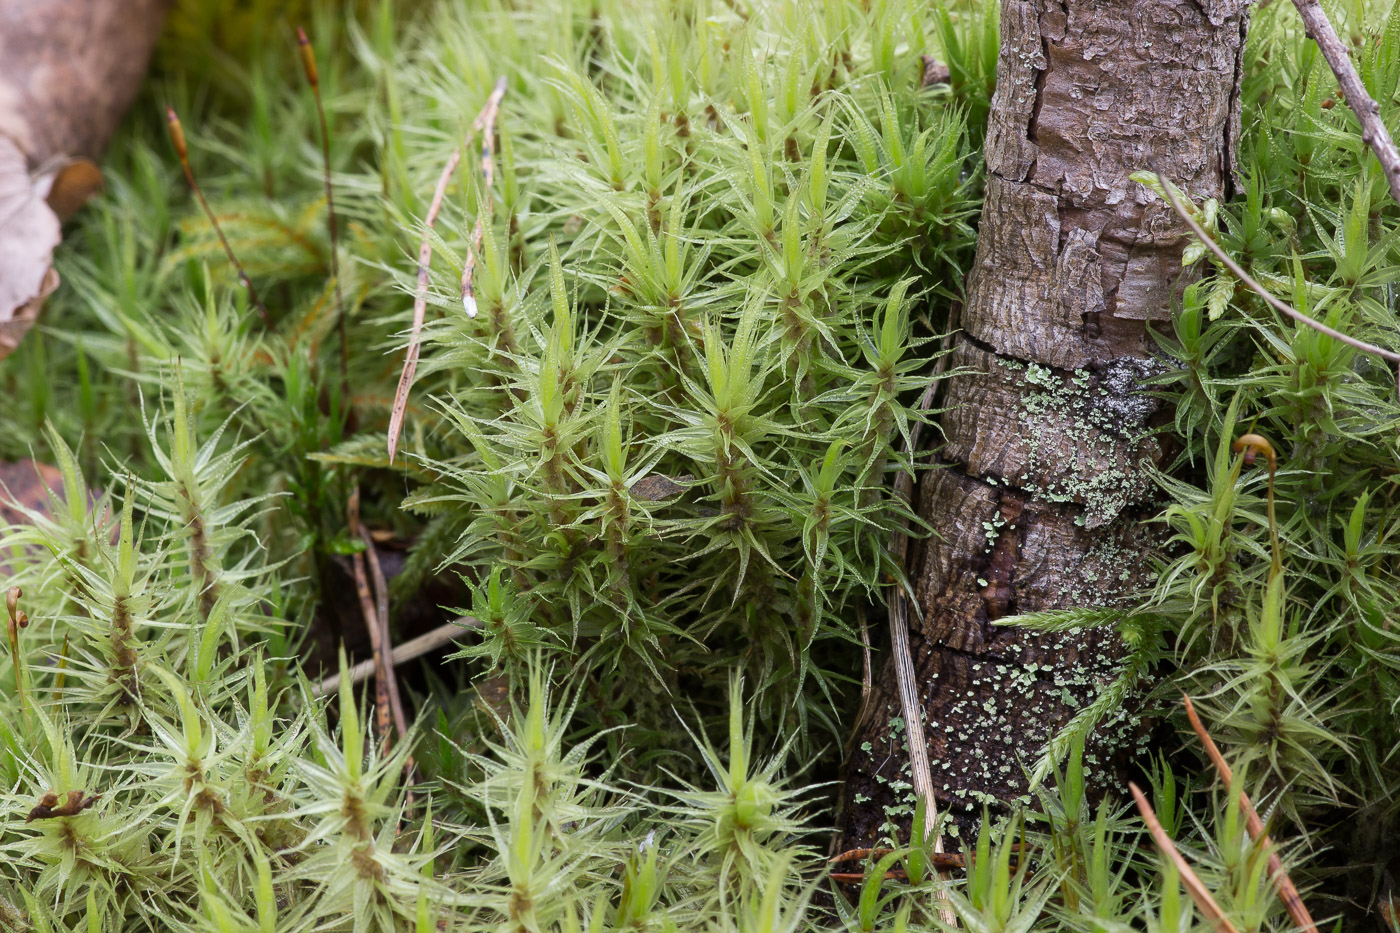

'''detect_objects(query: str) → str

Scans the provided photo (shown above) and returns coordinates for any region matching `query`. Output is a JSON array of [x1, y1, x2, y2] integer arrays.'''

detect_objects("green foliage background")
[[0, 0, 1398, 930]]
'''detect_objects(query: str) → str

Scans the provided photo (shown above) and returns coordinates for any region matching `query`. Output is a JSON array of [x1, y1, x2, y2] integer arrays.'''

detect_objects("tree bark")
[[840, 0, 1250, 845]]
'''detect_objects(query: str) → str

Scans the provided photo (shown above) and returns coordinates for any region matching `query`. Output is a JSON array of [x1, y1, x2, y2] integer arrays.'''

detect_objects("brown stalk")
[[296, 26, 349, 401], [358, 520, 408, 742], [387, 78, 508, 463], [1129, 782, 1241, 933], [1288, 0, 1400, 208], [165, 107, 271, 327], [1151, 168, 1400, 373], [346, 487, 395, 755], [1183, 695, 1319, 933], [6, 586, 29, 717], [460, 77, 509, 319], [346, 487, 417, 815]]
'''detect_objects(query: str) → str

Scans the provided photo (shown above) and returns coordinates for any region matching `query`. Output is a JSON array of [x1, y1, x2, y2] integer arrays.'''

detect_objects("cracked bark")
[[839, 0, 1250, 846]]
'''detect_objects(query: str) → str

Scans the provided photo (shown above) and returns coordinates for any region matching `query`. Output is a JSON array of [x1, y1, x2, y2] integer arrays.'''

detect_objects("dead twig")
[[347, 487, 395, 754], [460, 77, 508, 319], [387, 78, 508, 463], [359, 521, 408, 742], [1152, 167, 1400, 376], [829, 847, 967, 870], [1129, 782, 1242, 933], [1289, 0, 1400, 208], [1183, 695, 1318, 933], [314, 616, 481, 697], [386, 144, 461, 463]]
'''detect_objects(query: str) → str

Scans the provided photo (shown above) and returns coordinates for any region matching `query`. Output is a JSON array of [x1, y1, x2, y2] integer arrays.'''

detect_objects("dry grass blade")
[[1129, 782, 1242, 933], [387, 77, 508, 463], [1150, 167, 1400, 372], [460, 77, 508, 319], [1183, 695, 1319, 933], [1289, 0, 1400, 207], [884, 370, 955, 925], [869, 304, 966, 924], [857, 609, 872, 714]]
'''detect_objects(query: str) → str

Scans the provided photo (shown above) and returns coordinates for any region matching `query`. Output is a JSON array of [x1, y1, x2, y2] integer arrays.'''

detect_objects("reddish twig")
[[830, 847, 966, 868], [347, 488, 394, 754], [387, 78, 508, 463], [386, 144, 461, 463], [1130, 782, 1241, 933], [460, 77, 508, 319], [359, 520, 408, 742], [1151, 167, 1400, 377], [829, 869, 909, 884], [1289, 0, 1400, 208], [1183, 695, 1318, 933]]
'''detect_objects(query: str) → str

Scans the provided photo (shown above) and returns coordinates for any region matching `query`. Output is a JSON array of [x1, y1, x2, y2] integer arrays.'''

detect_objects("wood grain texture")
[[840, 0, 1249, 846]]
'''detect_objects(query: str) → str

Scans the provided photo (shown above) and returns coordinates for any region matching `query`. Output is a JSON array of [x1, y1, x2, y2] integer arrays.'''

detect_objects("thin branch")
[[1129, 782, 1242, 933], [887, 378, 943, 851], [460, 78, 508, 319], [1151, 167, 1400, 371], [387, 78, 508, 463], [1289, 0, 1400, 207], [350, 495, 418, 813], [314, 615, 481, 697], [359, 521, 409, 742], [347, 487, 394, 754], [1183, 695, 1319, 933]]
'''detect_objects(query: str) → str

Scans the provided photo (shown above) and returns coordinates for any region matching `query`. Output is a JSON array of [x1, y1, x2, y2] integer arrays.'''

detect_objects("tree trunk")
[[840, 0, 1250, 846]]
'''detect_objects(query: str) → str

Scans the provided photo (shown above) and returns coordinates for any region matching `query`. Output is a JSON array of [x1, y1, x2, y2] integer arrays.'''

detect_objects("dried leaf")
[[920, 55, 952, 88], [41, 158, 104, 221], [629, 473, 695, 501], [0, 459, 65, 527], [26, 789, 100, 822], [0, 136, 61, 359]]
